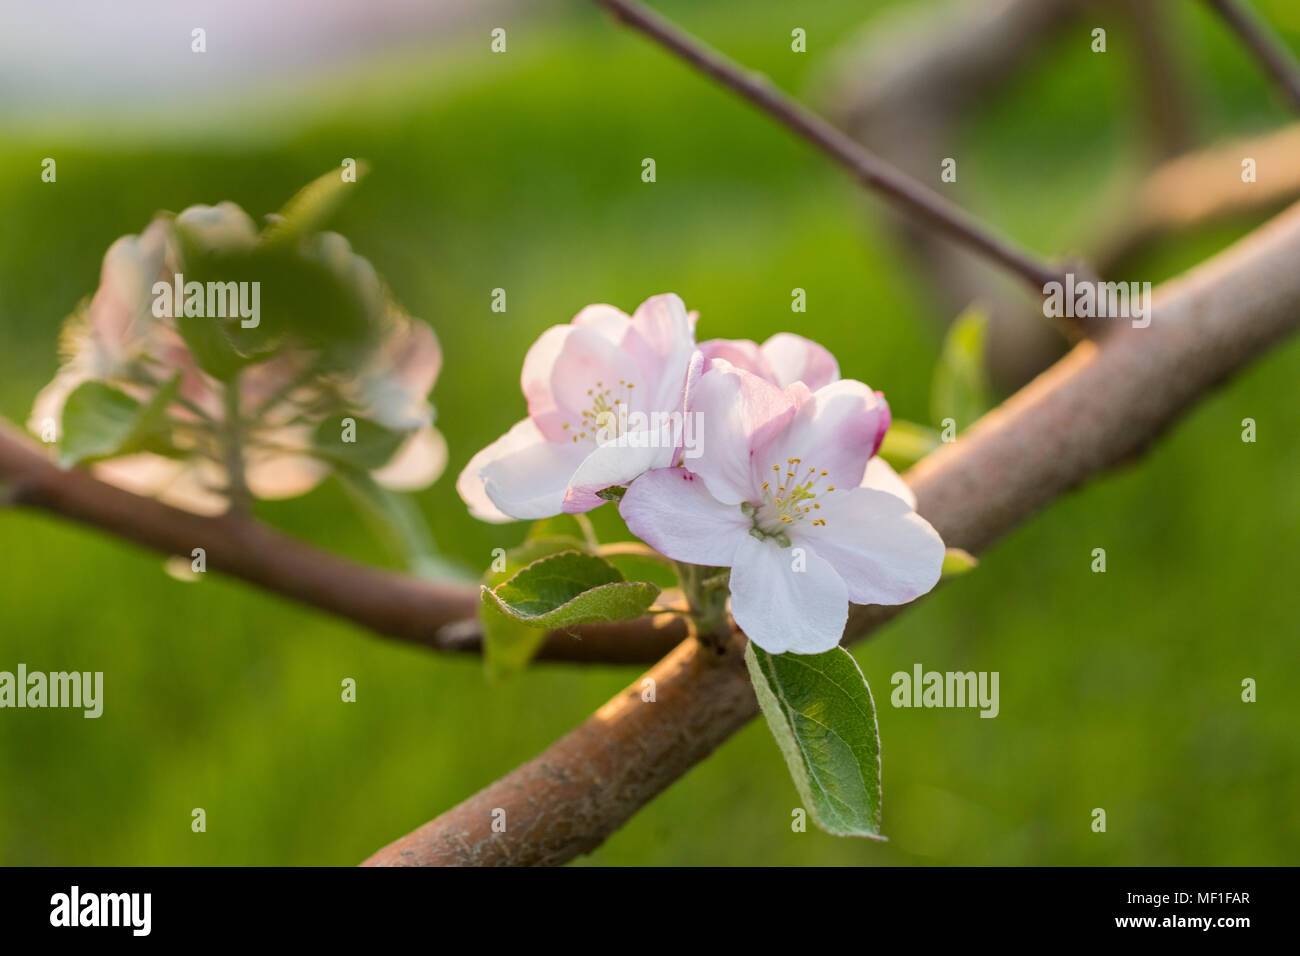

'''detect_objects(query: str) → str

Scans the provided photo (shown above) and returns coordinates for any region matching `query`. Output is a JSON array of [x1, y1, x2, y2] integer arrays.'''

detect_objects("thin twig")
[[1205, 0, 1300, 112], [590, 0, 1066, 292], [363, 198, 1300, 866], [0, 424, 685, 664]]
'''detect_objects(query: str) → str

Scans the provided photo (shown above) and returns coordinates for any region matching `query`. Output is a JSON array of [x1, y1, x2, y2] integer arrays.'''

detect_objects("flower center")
[[743, 457, 835, 545], [561, 379, 636, 444]]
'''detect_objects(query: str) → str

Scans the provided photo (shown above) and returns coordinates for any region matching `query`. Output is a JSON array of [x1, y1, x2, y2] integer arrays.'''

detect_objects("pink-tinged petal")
[[94, 454, 229, 517], [795, 487, 944, 606], [698, 338, 776, 381], [620, 467, 750, 566], [729, 535, 848, 655], [624, 293, 696, 412], [390, 320, 442, 405], [520, 325, 575, 440], [687, 363, 795, 505], [457, 418, 543, 522], [571, 303, 631, 343], [562, 432, 677, 513], [358, 319, 441, 430], [550, 325, 641, 420], [871, 391, 891, 456], [624, 293, 692, 366], [475, 420, 590, 521], [861, 456, 915, 508], [371, 425, 448, 492], [86, 222, 169, 371], [761, 332, 840, 390], [674, 349, 706, 466], [757, 379, 887, 493], [245, 451, 331, 500]]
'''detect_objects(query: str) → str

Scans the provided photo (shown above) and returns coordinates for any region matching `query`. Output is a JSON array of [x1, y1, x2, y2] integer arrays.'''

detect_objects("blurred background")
[[0, 0, 1296, 865]]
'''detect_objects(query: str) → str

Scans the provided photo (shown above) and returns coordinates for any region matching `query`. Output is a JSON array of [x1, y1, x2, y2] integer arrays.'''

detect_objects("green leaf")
[[486, 536, 590, 587], [483, 551, 658, 629], [59, 376, 180, 467], [930, 307, 992, 433], [260, 163, 369, 248], [941, 547, 979, 577], [745, 642, 885, 839], [479, 536, 594, 678], [312, 416, 407, 470], [877, 418, 941, 471]]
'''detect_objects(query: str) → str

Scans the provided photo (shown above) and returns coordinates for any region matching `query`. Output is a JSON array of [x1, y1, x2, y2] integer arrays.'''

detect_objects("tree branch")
[[1205, 0, 1300, 112], [363, 198, 1300, 866], [590, 0, 1067, 292], [0, 424, 685, 664]]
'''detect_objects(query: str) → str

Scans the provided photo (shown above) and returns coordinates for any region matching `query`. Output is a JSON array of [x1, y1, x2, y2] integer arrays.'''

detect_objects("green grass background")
[[0, 0, 1296, 865]]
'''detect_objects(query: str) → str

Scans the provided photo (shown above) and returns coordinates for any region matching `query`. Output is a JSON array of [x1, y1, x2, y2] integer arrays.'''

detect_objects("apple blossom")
[[29, 202, 445, 515], [698, 332, 840, 391], [457, 293, 697, 521], [619, 362, 944, 654]]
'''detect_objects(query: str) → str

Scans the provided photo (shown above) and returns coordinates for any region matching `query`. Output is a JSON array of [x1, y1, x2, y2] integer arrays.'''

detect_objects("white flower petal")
[[759, 379, 888, 493], [861, 456, 916, 509], [698, 338, 775, 380], [761, 332, 840, 390], [571, 303, 632, 343], [619, 467, 750, 566], [798, 487, 944, 606], [729, 534, 848, 655], [562, 431, 676, 513], [94, 454, 229, 517], [370, 425, 447, 492], [456, 418, 540, 522], [245, 451, 330, 500], [687, 363, 794, 505], [474, 419, 589, 521]]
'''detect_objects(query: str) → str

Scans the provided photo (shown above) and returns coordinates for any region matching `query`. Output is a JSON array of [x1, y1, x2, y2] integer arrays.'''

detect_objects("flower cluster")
[[459, 294, 944, 654], [31, 202, 445, 515]]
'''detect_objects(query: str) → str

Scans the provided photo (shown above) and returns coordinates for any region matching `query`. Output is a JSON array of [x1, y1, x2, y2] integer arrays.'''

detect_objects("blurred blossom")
[[30, 198, 445, 515]]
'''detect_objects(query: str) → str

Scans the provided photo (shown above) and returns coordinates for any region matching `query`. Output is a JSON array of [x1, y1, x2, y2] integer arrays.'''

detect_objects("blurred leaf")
[[259, 163, 369, 248], [745, 643, 884, 839], [878, 419, 941, 471], [335, 468, 467, 581], [930, 307, 992, 432], [174, 308, 244, 382], [483, 551, 658, 628], [526, 514, 598, 549], [59, 375, 180, 467], [312, 416, 406, 470], [941, 547, 979, 577], [479, 597, 548, 681]]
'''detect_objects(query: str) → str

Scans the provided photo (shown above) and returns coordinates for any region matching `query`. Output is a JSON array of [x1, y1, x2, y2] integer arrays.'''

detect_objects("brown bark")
[[0, 426, 685, 663]]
